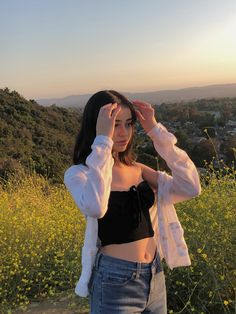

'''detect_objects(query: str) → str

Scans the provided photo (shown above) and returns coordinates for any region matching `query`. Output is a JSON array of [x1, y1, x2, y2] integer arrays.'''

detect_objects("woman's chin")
[[113, 146, 127, 153], [113, 146, 126, 154]]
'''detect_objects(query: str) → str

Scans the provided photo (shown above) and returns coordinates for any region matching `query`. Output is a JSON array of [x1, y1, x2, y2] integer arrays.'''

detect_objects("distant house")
[[184, 121, 194, 126], [191, 136, 206, 144], [168, 127, 177, 134], [225, 120, 236, 135], [226, 120, 236, 127], [227, 130, 236, 136], [199, 110, 221, 119], [173, 121, 181, 128]]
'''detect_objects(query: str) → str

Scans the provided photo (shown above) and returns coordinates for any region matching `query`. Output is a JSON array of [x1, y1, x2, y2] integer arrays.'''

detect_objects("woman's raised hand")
[[96, 103, 121, 138], [132, 100, 158, 133]]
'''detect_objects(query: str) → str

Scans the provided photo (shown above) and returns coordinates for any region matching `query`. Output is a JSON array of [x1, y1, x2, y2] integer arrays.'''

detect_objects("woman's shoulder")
[[134, 161, 157, 176], [134, 162, 159, 191]]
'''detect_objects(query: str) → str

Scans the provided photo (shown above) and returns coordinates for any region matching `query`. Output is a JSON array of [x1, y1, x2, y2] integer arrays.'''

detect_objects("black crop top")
[[98, 180, 155, 246]]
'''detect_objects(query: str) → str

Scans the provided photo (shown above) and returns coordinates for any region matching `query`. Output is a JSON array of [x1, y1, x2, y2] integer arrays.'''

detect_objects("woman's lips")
[[117, 140, 128, 145]]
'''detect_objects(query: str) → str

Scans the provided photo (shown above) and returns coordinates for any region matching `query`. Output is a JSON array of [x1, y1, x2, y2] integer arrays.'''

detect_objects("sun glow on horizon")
[[1, 1, 236, 99]]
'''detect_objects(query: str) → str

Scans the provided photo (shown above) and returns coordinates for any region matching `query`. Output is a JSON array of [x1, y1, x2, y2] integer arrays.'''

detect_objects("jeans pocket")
[[102, 269, 136, 287]]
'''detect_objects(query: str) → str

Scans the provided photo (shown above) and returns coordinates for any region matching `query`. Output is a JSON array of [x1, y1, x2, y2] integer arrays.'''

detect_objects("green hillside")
[[1, 88, 236, 183], [0, 88, 81, 183]]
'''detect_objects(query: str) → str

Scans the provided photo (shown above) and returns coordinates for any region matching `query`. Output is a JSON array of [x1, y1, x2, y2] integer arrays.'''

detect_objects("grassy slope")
[[0, 168, 235, 313]]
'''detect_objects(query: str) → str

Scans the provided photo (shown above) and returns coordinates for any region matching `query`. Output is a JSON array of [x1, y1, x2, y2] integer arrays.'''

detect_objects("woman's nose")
[[119, 125, 127, 135]]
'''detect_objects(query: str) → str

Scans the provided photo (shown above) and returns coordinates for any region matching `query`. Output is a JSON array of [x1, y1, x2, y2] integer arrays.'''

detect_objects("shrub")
[[0, 172, 85, 312], [0, 165, 235, 313]]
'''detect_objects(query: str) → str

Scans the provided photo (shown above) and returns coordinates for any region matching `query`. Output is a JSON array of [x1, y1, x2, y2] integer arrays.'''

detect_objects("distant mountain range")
[[37, 83, 236, 108]]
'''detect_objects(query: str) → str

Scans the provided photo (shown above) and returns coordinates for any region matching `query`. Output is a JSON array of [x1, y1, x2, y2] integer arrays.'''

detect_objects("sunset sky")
[[1, 0, 236, 99]]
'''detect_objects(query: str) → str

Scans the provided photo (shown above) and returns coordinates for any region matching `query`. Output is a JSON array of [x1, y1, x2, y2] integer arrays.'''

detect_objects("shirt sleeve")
[[147, 122, 201, 204], [64, 135, 114, 218]]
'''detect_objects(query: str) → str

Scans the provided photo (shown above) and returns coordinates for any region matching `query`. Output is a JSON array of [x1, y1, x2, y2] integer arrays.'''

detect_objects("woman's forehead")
[[115, 106, 132, 121]]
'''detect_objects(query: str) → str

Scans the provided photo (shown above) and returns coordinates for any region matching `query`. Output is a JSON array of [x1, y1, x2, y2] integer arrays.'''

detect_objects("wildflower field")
[[0, 167, 235, 314]]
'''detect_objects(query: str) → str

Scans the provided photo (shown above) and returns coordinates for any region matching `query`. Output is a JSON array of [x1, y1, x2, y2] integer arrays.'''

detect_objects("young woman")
[[64, 90, 201, 314]]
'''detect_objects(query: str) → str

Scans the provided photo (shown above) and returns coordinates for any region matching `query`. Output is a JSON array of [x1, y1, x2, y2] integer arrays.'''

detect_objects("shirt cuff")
[[147, 122, 177, 146], [147, 122, 165, 139], [93, 135, 114, 150]]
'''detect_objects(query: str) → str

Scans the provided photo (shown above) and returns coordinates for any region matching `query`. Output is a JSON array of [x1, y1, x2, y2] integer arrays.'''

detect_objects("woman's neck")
[[112, 152, 124, 168], [113, 158, 123, 168]]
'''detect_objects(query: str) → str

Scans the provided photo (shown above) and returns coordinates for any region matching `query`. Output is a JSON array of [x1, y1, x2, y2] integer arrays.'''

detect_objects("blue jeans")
[[88, 250, 167, 313]]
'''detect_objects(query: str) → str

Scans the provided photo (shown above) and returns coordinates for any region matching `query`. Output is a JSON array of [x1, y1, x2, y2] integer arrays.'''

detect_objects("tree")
[[190, 140, 216, 167], [222, 136, 236, 164], [174, 129, 189, 150]]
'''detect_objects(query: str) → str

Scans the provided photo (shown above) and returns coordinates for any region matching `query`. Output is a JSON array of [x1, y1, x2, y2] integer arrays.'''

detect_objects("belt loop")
[[136, 262, 141, 279], [155, 252, 163, 273], [153, 250, 157, 266], [152, 250, 159, 274], [94, 251, 102, 270]]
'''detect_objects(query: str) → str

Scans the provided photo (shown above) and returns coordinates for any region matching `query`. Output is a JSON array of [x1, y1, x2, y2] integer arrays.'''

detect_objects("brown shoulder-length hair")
[[73, 90, 137, 166]]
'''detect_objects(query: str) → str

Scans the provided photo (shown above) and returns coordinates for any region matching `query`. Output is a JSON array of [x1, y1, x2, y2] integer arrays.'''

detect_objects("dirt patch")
[[12, 293, 89, 314]]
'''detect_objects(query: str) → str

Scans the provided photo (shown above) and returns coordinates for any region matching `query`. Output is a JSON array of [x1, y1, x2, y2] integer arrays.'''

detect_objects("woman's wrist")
[[145, 121, 159, 134], [93, 134, 114, 149]]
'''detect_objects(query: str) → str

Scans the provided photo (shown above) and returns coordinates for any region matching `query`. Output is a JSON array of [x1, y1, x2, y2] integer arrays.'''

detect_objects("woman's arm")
[[132, 100, 201, 204], [64, 135, 114, 218], [135, 162, 158, 191], [147, 122, 201, 203]]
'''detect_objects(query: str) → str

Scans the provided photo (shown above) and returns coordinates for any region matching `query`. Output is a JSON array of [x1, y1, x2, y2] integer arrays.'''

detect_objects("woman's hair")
[[73, 90, 137, 166]]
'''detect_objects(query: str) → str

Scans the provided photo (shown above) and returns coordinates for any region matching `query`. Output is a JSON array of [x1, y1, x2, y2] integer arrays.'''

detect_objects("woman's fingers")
[[130, 100, 158, 133], [111, 105, 121, 119], [132, 100, 152, 107], [96, 103, 122, 138], [100, 103, 117, 112], [100, 103, 118, 118], [135, 109, 145, 121], [108, 103, 121, 118]]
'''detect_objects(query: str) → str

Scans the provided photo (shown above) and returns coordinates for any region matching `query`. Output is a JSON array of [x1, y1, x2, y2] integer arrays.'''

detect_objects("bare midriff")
[[100, 236, 157, 263]]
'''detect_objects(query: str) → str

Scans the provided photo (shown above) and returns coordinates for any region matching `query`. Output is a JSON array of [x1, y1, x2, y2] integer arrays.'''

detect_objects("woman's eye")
[[114, 122, 133, 128]]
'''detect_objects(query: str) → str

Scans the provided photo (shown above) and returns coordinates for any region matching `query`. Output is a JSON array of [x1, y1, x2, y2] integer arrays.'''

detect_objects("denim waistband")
[[94, 250, 163, 273]]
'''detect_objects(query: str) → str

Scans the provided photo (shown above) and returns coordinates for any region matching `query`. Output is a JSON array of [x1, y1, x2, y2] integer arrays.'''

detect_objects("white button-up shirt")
[[64, 123, 201, 297]]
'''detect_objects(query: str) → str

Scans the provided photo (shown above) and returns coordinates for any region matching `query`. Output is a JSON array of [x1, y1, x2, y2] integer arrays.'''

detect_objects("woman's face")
[[112, 106, 133, 153]]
